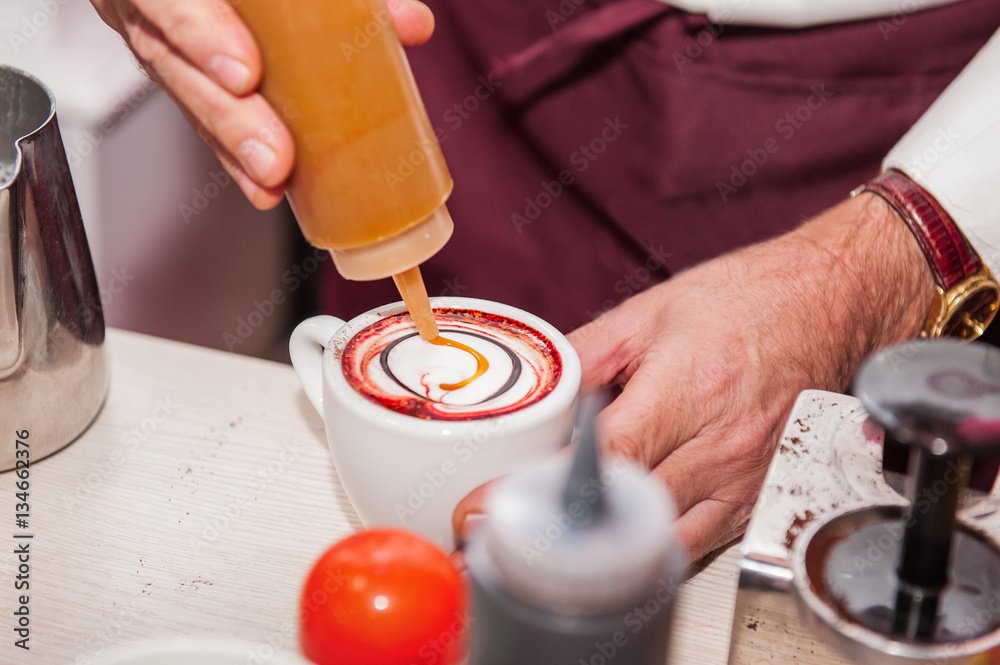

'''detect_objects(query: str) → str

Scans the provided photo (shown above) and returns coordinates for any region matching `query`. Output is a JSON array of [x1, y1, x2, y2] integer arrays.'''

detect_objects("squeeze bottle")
[[229, 0, 450, 338], [465, 395, 686, 664]]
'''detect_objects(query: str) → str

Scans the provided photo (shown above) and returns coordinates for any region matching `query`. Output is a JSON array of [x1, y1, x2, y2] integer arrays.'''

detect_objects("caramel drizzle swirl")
[[379, 329, 520, 404], [428, 335, 489, 391]]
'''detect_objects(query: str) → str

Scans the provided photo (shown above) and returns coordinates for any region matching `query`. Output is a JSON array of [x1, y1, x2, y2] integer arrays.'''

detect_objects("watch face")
[[853, 339, 1000, 456], [941, 280, 1000, 340]]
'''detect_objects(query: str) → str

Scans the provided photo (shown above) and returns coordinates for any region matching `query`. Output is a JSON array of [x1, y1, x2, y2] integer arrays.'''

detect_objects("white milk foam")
[[341, 309, 560, 419], [372, 331, 529, 408]]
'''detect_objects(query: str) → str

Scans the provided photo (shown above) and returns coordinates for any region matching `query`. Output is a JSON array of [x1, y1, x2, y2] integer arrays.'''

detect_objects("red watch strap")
[[864, 169, 982, 290]]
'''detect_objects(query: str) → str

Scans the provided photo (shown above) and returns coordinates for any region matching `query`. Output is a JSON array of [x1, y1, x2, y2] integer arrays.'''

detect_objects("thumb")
[[451, 477, 502, 549]]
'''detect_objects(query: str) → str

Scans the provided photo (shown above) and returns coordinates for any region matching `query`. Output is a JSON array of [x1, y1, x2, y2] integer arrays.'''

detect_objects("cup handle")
[[289, 315, 346, 415]]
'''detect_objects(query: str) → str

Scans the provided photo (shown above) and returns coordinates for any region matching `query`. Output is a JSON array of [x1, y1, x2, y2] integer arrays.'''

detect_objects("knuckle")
[[199, 92, 231, 130], [126, 22, 169, 73], [211, 0, 238, 21], [159, 2, 207, 42], [604, 427, 648, 467], [163, 78, 233, 151], [698, 356, 742, 399], [725, 421, 775, 468]]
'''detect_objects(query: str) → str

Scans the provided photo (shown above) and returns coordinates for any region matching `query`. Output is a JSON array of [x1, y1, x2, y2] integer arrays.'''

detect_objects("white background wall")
[[1, 0, 301, 360]]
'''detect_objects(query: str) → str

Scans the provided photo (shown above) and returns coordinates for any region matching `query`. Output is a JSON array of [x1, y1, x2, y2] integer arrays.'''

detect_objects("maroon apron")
[[318, 0, 1000, 334]]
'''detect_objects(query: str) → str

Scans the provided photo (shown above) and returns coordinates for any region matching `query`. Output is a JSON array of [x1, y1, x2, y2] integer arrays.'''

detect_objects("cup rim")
[[321, 296, 581, 435]]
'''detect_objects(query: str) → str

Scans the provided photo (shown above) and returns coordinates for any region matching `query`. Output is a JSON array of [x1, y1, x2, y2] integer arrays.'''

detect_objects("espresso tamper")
[[791, 340, 1000, 664]]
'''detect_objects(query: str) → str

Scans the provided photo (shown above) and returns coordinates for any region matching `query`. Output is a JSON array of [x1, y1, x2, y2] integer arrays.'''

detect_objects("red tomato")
[[299, 529, 467, 665]]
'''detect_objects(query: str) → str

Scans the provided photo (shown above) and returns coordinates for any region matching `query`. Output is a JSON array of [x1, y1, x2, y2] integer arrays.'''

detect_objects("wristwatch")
[[852, 169, 1000, 340]]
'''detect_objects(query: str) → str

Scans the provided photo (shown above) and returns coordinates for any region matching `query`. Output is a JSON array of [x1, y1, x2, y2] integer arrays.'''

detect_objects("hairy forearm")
[[769, 192, 935, 391]]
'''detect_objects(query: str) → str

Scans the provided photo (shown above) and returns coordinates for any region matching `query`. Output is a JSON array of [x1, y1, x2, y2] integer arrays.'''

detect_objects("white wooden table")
[[0, 329, 745, 664]]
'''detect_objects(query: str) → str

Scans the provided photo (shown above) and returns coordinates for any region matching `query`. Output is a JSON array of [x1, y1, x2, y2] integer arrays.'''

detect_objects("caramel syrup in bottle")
[[230, 0, 452, 251], [230, 0, 485, 385], [230, 0, 455, 282]]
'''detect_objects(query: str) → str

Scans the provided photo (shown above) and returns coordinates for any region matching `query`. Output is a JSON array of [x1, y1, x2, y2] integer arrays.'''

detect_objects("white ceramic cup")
[[289, 297, 581, 549]]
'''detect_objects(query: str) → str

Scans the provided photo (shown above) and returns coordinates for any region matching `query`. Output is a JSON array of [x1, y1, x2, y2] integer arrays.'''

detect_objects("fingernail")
[[239, 138, 277, 183], [459, 512, 487, 542], [209, 54, 252, 94]]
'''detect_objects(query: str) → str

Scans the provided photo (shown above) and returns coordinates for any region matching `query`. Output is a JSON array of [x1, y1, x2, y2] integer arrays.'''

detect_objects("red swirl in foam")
[[341, 308, 563, 421]]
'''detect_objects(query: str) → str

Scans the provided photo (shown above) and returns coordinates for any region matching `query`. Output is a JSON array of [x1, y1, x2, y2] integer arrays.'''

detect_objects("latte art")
[[341, 309, 562, 420], [425, 334, 490, 391]]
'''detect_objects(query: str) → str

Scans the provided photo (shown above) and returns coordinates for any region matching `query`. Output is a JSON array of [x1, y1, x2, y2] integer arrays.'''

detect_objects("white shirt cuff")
[[883, 30, 1000, 276]]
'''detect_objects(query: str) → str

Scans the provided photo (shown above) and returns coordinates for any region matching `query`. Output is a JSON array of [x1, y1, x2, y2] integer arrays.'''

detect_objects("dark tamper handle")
[[854, 340, 1000, 641], [890, 438, 970, 639]]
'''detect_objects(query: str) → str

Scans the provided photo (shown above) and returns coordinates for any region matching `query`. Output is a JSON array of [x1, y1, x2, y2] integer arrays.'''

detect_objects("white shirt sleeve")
[[883, 30, 1000, 275], [661, 0, 959, 28]]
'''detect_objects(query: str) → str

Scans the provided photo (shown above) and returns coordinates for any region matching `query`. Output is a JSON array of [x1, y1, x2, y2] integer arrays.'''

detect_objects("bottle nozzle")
[[393, 265, 439, 341], [561, 392, 609, 523]]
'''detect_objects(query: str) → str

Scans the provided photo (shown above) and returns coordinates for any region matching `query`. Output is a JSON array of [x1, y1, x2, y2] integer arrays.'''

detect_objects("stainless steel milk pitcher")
[[0, 65, 108, 470]]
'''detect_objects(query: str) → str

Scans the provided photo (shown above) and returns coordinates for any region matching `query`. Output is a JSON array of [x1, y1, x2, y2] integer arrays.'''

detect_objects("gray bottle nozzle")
[[560, 393, 607, 525]]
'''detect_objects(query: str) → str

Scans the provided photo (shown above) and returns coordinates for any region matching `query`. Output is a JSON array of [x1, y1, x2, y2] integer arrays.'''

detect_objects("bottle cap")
[[329, 204, 454, 281]]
